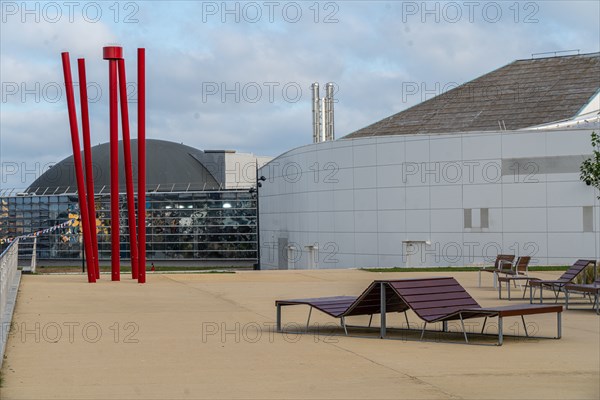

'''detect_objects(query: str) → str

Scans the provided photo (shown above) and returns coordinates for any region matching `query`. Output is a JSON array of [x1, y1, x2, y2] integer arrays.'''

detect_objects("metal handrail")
[[3, 180, 251, 196], [0, 238, 19, 369]]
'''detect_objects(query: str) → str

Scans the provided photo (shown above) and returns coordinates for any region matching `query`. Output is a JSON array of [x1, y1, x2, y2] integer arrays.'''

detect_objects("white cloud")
[[1, 0, 598, 189]]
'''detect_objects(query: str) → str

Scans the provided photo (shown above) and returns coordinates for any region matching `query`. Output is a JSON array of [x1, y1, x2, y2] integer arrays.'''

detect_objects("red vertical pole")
[[77, 58, 100, 280], [117, 58, 139, 279], [137, 48, 146, 284], [103, 46, 123, 281], [61, 52, 96, 283]]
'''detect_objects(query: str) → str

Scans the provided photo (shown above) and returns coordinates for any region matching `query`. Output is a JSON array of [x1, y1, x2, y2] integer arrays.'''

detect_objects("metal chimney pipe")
[[320, 97, 326, 142], [311, 83, 320, 143], [325, 83, 335, 141]]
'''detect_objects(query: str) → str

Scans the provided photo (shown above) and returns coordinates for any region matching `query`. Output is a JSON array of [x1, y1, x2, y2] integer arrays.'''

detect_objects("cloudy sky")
[[1, 0, 599, 189]]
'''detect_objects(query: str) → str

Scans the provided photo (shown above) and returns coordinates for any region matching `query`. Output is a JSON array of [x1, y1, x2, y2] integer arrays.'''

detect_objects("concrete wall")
[[199, 151, 272, 189], [224, 153, 272, 189], [258, 128, 599, 269]]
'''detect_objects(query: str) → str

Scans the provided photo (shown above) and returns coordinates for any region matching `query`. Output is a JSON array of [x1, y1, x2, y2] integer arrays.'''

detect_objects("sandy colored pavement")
[[1, 269, 599, 399]]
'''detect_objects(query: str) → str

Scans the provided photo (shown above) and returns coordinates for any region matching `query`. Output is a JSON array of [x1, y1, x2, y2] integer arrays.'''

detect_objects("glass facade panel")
[[0, 190, 257, 261]]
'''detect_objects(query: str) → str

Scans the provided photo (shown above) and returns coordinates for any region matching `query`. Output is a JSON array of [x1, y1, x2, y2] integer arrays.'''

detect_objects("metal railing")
[[1, 238, 19, 369], [0, 182, 257, 197]]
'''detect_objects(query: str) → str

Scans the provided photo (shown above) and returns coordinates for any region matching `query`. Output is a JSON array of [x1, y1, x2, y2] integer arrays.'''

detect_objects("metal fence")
[[0, 238, 19, 369]]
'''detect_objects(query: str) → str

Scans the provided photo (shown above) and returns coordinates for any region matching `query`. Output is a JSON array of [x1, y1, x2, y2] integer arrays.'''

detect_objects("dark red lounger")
[[276, 277, 562, 345], [565, 279, 600, 314], [528, 260, 596, 303], [275, 281, 409, 335], [386, 277, 562, 344]]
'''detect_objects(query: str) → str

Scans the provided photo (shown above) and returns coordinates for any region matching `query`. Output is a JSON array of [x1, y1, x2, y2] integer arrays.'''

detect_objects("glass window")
[[2, 190, 257, 261]]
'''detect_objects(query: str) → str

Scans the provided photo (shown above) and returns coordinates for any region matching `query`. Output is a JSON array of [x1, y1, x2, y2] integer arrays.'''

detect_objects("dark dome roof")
[[27, 139, 220, 193]]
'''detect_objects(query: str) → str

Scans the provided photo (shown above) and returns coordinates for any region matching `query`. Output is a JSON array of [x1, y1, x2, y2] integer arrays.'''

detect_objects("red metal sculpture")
[[117, 58, 139, 279], [60, 52, 96, 283], [77, 58, 101, 279], [103, 46, 122, 281], [60, 46, 147, 283], [137, 48, 147, 284]]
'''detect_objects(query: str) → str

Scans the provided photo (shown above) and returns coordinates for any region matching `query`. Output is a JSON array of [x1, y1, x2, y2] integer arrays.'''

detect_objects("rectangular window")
[[464, 209, 472, 229], [583, 206, 593, 232], [481, 208, 489, 229]]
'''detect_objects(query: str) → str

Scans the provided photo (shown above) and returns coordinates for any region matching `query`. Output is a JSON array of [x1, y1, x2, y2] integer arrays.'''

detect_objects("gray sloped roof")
[[344, 52, 600, 139], [27, 139, 220, 193]]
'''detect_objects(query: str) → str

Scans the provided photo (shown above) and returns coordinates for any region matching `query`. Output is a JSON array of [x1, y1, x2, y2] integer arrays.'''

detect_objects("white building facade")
[[258, 128, 599, 269]]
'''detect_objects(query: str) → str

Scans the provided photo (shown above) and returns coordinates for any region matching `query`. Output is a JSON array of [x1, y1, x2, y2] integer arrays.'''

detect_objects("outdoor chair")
[[276, 277, 562, 345], [565, 279, 600, 314], [528, 260, 596, 304], [275, 281, 409, 336], [497, 256, 531, 278], [496, 256, 531, 300], [478, 254, 515, 288]]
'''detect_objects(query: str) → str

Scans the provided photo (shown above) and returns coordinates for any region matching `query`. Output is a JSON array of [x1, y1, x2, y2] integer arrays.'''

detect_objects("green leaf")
[[579, 132, 600, 197]]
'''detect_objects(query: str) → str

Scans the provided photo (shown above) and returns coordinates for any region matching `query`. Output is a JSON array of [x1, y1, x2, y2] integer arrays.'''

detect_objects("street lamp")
[[251, 169, 267, 271]]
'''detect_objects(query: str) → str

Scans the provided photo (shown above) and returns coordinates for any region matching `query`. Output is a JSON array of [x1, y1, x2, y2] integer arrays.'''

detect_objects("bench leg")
[[481, 317, 487, 334], [521, 315, 529, 337], [420, 322, 427, 340], [276, 304, 282, 332], [341, 316, 348, 336], [368, 314, 373, 328], [306, 307, 312, 332], [498, 317, 503, 346], [529, 284, 533, 304], [380, 282, 387, 339], [404, 311, 410, 329], [552, 287, 560, 303], [498, 280, 502, 299], [507, 279, 511, 300], [459, 313, 468, 343], [514, 278, 520, 289], [557, 312, 562, 339], [522, 280, 529, 299], [565, 289, 570, 310]]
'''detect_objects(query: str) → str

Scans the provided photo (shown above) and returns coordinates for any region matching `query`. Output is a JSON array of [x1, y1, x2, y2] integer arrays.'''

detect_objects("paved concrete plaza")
[[1, 269, 598, 399]]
